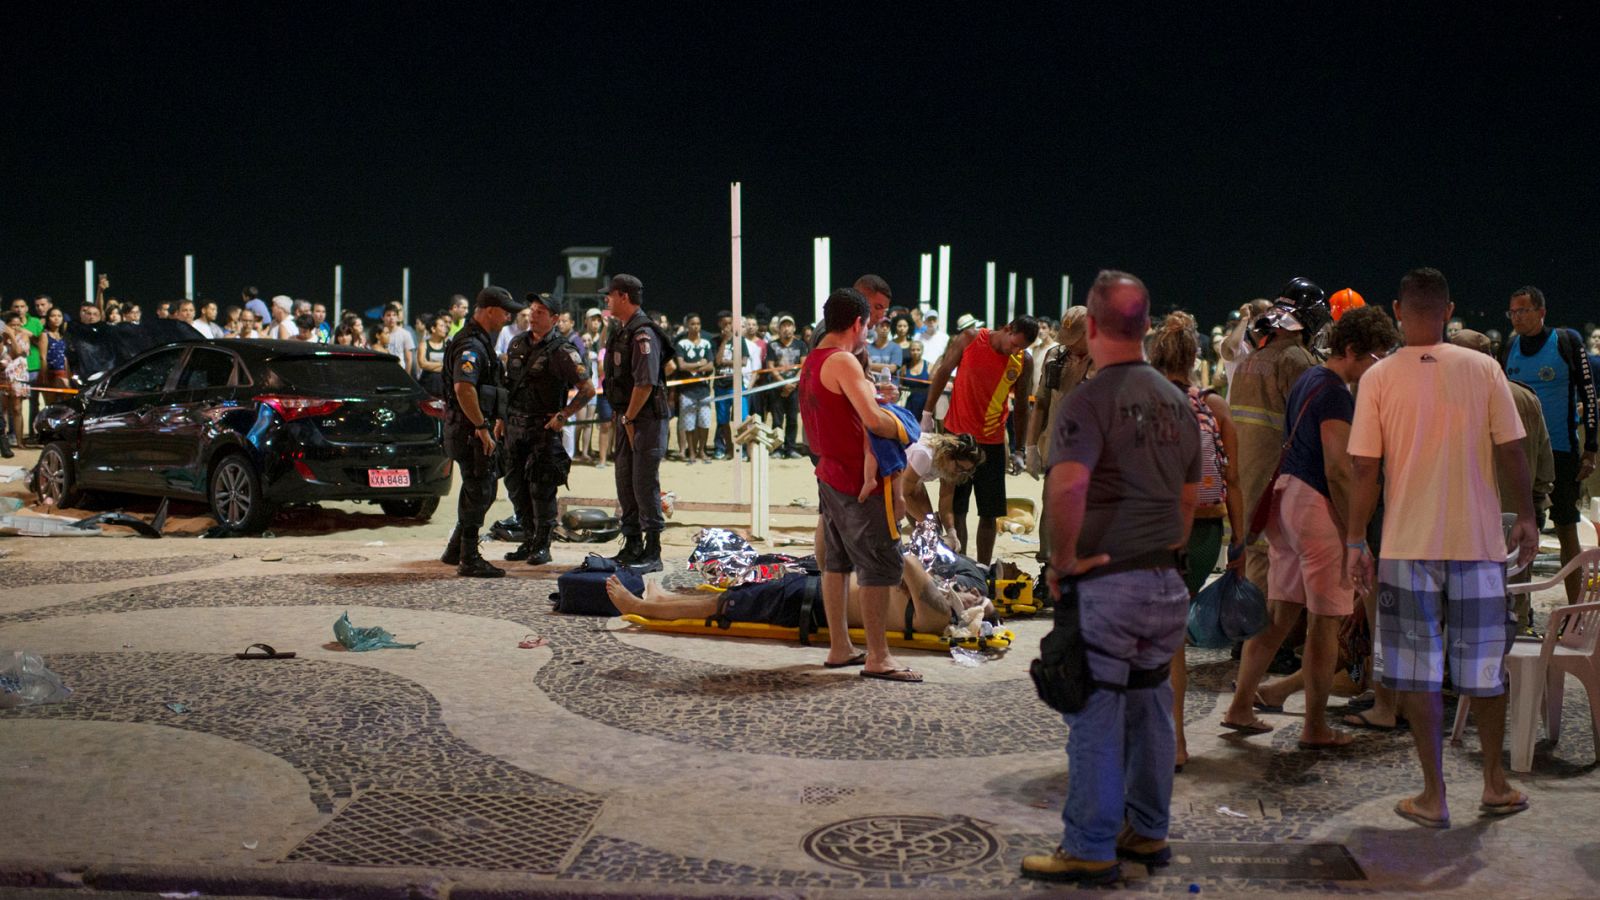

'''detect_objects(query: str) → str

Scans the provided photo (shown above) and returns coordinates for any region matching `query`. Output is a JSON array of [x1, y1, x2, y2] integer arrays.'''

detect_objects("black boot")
[[504, 539, 534, 561], [440, 527, 463, 566], [0, 432, 12, 459], [630, 531, 663, 574], [526, 523, 553, 566], [457, 530, 505, 578], [610, 534, 644, 567]]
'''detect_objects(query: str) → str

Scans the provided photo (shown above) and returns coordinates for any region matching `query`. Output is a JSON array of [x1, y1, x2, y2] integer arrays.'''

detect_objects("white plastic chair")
[[1451, 547, 1600, 772]]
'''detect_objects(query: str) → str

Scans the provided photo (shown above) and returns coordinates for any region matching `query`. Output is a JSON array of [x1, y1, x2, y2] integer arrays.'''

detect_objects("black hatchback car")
[[32, 338, 452, 532]]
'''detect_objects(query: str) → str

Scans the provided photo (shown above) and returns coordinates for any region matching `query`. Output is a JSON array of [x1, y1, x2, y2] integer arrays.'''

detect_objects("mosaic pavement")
[[1, 549, 1597, 897]]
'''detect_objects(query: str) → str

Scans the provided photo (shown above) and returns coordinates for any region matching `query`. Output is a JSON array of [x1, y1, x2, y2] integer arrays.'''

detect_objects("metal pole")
[[1026, 277, 1034, 316], [919, 253, 932, 309], [730, 183, 746, 508], [483, 272, 490, 288], [333, 265, 343, 321], [1061, 274, 1069, 317], [1006, 272, 1017, 322], [985, 261, 996, 328], [402, 268, 411, 325], [184, 255, 194, 301], [936, 245, 951, 331], [85, 260, 94, 308], [813, 238, 826, 324]]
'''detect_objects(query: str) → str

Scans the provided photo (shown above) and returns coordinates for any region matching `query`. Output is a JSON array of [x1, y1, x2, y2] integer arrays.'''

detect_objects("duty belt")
[[507, 413, 552, 427]]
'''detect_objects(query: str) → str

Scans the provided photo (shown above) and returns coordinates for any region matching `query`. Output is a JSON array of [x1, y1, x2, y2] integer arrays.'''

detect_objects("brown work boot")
[[1019, 846, 1120, 885], [1115, 823, 1172, 866]]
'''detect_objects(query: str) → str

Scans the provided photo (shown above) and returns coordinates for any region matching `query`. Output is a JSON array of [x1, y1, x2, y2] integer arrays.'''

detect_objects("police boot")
[[630, 531, 664, 574], [456, 530, 505, 578], [504, 537, 535, 561], [525, 523, 553, 566], [440, 527, 463, 566], [610, 534, 644, 567]]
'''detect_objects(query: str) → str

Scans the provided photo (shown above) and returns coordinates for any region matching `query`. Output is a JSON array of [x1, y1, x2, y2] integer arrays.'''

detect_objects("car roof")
[[137, 338, 396, 362]]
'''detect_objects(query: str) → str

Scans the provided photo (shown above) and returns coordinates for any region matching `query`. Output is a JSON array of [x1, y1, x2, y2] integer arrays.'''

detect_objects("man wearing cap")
[[501, 293, 594, 566], [765, 314, 807, 457], [440, 286, 523, 578], [603, 274, 675, 572]]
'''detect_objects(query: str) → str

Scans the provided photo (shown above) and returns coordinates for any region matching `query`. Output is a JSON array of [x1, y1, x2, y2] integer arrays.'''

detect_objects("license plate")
[[368, 468, 411, 488]]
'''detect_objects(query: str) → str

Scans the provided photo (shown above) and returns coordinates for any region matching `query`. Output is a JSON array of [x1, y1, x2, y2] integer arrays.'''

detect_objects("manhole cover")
[[802, 815, 999, 874], [287, 791, 602, 872]]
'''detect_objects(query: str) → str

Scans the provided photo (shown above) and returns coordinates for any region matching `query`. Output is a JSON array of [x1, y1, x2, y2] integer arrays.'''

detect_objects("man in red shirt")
[[920, 317, 1039, 563], [801, 288, 921, 682]]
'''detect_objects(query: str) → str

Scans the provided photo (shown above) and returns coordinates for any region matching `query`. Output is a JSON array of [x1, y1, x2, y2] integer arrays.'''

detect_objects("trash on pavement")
[[334, 611, 420, 651], [164, 702, 190, 714], [0, 651, 72, 708]]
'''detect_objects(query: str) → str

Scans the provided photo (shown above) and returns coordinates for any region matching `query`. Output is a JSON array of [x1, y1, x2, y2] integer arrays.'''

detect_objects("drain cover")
[[1170, 842, 1365, 880], [799, 786, 858, 806], [288, 791, 602, 872], [802, 815, 999, 874]]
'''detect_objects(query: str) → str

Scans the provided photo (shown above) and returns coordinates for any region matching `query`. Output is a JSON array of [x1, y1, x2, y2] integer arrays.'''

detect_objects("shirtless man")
[[604, 551, 992, 637]]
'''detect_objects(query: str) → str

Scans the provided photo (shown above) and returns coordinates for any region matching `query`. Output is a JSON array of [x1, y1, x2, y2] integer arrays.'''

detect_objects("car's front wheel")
[[209, 453, 273, 533], [33, 442, 83, 509], [379, 497, 440, 521]]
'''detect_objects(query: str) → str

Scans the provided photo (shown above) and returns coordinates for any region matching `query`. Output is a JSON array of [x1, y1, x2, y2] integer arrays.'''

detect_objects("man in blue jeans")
[[1023, 270, 1200, 885]]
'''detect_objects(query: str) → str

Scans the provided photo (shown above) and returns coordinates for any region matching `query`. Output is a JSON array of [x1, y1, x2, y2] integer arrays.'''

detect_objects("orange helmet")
[[1329, 288, 1365, 321]]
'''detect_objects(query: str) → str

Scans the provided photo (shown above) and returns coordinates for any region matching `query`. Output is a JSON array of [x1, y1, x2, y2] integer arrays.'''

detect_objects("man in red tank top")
[[801, 288, 923, 682], [920, 317, 1040, 564]]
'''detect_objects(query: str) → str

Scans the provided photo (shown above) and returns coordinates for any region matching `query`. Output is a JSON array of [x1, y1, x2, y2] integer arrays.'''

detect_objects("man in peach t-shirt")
[[1345, 267, 1539, 830]]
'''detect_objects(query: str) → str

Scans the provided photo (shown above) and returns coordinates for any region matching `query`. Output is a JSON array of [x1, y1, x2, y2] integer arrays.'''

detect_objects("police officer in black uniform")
[[440, 286, 524, 577], [603, 274, 674, 573], [502, 292, 594, 565]]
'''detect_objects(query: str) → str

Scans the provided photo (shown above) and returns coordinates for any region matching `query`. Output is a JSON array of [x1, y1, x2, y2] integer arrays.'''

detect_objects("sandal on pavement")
[[234, 643, 296, 660], [1344, 710, 1406, 731], [1479, 794, 1530, 817], [823, 651, 868, 669], [1253, 693, 1286, 714], [1394, 799, 1449, 829], [861, 667, 923, 683], [1220, 719, 1274, 735]]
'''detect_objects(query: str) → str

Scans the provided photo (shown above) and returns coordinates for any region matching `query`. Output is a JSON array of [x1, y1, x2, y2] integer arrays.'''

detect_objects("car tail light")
[[259, 395, 345, 421], [420, 398, 447, 420]]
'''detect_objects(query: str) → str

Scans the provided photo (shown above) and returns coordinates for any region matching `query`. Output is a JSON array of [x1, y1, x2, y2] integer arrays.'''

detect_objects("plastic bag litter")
[[334, 611, 421, 652], [0, 650, 72, 708], [950, 647, 987, 667], [1187, 570, 1268, 649]]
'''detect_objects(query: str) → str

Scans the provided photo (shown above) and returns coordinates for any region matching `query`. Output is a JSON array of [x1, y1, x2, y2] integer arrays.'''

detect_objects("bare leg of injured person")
[[604, 553, 982, 642]]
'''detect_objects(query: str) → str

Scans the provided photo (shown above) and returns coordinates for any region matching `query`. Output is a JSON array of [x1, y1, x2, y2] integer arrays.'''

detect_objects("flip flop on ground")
[[861, 668, 923, 683], [1220, 719, 1273, 735], [1298, 732, 1356, 750], [1253, 693, 1286, 714], [1394, 798, 1449, 829], [823, 652, 868, 669], [1480, 793, 1530, 817], [234, 642, 296, 660], [1344, 711, 1406, 731]]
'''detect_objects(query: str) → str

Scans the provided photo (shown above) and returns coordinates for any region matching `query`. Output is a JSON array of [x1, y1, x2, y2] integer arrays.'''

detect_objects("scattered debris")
[[0, 512, 104, 537], [260, 552, 283, 562], [517, 635, 548, 650], [949, 647, 986, 667], [242, 840, 259, 850], [334, 611, 420, 651], [364, 540, 386, 546], [164, 702, 189, 714], [0, 465, 28, 483], [1216, 806, 1249, 818], [0, 651, 73, 708]]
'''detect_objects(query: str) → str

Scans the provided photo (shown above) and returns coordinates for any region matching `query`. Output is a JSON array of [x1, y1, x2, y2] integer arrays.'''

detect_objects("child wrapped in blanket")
[[857, 402, 921, 531]]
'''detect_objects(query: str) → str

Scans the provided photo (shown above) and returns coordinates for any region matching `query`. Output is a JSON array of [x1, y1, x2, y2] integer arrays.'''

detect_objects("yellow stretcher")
[[991, 573, 1043, 617], [620, 615, 1015, 653]]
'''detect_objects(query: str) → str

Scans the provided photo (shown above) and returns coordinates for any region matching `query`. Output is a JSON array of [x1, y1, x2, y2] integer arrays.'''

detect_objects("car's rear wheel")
[[33, 442, 83, 509], [209, 453, 273, 533], [379, 497, 440, 521]]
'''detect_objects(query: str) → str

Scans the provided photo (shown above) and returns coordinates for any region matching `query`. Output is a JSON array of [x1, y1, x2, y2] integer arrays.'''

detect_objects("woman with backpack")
[[1150, 311, 1246, 772]]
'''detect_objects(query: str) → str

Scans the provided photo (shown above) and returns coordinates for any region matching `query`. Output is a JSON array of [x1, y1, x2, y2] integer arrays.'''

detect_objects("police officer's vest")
[[506, 331, 576, 418], [444, 322, 505, 424], [605, 311, 676, 417]]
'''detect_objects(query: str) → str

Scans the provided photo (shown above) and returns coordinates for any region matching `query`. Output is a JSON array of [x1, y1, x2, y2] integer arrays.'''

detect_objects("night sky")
[[4, 2, 1598, 331]]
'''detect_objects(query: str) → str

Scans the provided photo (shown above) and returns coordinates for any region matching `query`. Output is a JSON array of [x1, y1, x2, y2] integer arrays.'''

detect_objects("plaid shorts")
[[1374, 559, 1516, 697]]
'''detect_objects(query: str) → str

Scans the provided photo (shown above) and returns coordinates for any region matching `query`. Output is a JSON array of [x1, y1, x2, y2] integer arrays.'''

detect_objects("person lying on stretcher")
[[605, 550, 994, 639]]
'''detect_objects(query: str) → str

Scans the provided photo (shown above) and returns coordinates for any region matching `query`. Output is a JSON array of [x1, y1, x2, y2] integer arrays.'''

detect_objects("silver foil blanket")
[[687, 528, 803, 588]]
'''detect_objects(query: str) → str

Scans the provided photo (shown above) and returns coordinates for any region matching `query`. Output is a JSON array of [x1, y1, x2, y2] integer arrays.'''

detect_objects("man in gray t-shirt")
[[1023, 272, 1200, 887]]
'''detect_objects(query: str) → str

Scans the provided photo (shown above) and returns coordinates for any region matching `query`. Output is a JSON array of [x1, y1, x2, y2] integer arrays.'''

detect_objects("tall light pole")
[[333, 265, 343, 320], [184, 255, 195, 301], [812, 237, 831, 325], [919, 252, 932, 310], [1006, 271, 1017, 322], [936, 244, 951, 331], [985, 261, 996, 327]]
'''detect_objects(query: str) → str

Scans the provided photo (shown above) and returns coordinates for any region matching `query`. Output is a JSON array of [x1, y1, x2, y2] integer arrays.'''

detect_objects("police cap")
[[476, 285, 527, 312]]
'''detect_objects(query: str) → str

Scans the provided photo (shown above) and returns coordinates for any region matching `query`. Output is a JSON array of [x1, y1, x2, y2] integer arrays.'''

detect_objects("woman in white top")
[[899, 431, 987, 540]]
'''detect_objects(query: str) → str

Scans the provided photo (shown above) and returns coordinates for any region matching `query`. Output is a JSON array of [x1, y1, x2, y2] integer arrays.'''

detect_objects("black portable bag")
[[1030, 577, 1095, 714], [551, 554, 644, 616]]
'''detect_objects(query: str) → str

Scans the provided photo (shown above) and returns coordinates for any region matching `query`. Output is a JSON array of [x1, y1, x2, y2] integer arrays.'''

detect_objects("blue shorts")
[[1374, 559, 1515, 697], [593, 395, 613, 420]]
